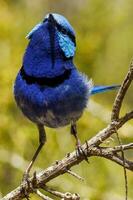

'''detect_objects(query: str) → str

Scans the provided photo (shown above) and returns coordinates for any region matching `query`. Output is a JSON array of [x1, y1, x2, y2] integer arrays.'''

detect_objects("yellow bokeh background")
[[0, 1, 133, 199]]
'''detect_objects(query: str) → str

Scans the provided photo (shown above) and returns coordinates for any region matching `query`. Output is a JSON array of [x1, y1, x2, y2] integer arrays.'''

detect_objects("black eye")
[[61, 28, 67, 34]]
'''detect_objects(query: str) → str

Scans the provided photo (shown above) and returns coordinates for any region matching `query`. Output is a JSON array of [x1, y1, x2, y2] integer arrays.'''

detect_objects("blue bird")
[[14, 13, 119, 179]]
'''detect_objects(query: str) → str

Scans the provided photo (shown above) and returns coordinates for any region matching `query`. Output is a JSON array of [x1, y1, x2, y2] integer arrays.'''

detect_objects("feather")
[[26, 22, 43, 39], [90, 85, 120, 95]]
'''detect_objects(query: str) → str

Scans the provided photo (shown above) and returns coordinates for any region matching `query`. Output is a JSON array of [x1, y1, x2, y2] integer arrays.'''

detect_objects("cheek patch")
[[57, 31, 76, 58]]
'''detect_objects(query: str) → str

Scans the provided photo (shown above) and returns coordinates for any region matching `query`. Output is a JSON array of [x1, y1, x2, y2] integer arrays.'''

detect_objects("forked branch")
[[2, 59, 133, 200]]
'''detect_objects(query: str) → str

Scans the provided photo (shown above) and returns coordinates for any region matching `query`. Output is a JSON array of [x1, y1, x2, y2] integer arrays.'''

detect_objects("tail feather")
[[90, 85, 120, 95]]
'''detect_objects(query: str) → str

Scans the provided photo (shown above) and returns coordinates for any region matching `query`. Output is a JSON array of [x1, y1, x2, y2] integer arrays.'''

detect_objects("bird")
[[14, 13, 120, 180]]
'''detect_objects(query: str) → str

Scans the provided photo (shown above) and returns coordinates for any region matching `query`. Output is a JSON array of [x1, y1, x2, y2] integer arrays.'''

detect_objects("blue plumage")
[[15, 69, 89, 128], [14, 13, 119, 177], [58, 31, 76, 58], [26, 22, 43, 39], [90, 85, 120, 95], [14, 13, 89, 128]]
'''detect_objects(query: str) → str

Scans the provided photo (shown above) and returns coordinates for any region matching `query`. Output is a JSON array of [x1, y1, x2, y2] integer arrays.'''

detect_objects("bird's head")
[[26, 13, 76, 59]]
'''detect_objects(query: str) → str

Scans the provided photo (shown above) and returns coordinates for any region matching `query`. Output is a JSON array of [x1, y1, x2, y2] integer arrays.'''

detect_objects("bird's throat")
[[48, 24, 55, 69]]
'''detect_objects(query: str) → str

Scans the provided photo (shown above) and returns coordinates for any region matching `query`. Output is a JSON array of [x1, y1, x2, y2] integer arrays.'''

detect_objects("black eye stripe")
[[55, 22, 76, 45], [61, 27, 67, 34], [43, 18, 76, 45]]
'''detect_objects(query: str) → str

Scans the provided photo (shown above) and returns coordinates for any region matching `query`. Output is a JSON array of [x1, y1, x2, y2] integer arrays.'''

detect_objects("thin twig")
[[88, 146, 133, 170], [35, 190, 54, 200], [66, 169, 84, 181], [115, 130, 128, 200], [99, 143, 133, 152], [42, 185, 80, 200], [119, 111, 133, 126]]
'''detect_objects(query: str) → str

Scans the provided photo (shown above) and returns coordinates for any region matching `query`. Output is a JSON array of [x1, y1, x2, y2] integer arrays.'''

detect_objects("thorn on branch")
[[55, 160, 60, 165], [32, 171, 38, 188], [66, 169, 84, 181], [66, 153, 71, 157]]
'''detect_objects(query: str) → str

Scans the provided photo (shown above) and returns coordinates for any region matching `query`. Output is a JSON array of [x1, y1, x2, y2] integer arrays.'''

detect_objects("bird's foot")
[[21, 172, 31, 199], [21, 171, 37, 199], [76, 140, 89, 163], [21, 185, 30, 200]]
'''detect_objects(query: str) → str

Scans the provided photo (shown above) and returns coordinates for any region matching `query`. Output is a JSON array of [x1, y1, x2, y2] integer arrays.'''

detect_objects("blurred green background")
[[0, 0, 133, 199]]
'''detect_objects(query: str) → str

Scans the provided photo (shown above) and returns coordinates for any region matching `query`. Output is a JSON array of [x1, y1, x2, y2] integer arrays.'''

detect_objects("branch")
[[35, 190, 54, 200], [42, 185, 80, 200], [2, 139, 133, 200], [101, 143, 133, 152], [111, 58, 133, 121], [2, 59, 133, 200], [89, 145, 133, 170]]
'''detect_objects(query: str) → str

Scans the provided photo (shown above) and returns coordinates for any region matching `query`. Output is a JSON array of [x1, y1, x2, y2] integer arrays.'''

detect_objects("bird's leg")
[[71, 122, 88, 163], [71, 122, 81, 149], [23, 124, 46, 182]]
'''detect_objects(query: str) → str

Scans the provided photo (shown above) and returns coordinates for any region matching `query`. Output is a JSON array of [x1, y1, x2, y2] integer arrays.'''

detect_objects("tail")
[[90, 85, 120, 95]]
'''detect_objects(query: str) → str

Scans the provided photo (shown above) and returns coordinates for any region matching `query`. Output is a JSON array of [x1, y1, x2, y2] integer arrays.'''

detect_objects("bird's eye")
[[61, 28, 67, 34]]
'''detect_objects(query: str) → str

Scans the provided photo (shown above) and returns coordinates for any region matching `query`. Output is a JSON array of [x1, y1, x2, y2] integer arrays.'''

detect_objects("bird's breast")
[[14, 69, 90, 128]]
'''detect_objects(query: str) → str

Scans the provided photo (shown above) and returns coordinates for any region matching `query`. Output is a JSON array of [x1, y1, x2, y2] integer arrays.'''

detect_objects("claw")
[[71, 122, 89, 163], [21, 184, 30, 200], [21, 171, 37, 199], [21, 172, 31, 199], [76, 140, 89, 163]]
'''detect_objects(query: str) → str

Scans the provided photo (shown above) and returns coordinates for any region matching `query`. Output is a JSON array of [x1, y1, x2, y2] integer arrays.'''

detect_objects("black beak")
[[47, 14, 56, 69], [48, 14, 56, 26]]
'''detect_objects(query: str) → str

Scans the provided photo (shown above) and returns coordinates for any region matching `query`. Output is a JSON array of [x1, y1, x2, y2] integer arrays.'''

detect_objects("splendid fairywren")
[[14, 13, 119, 179]]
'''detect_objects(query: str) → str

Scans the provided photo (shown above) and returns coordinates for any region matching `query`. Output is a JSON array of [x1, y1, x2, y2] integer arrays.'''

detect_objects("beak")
[[48, 14, 56, 26]]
